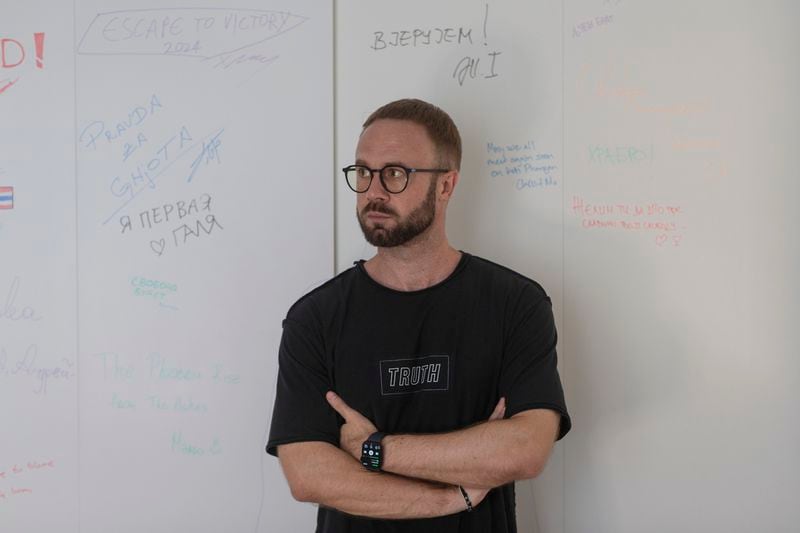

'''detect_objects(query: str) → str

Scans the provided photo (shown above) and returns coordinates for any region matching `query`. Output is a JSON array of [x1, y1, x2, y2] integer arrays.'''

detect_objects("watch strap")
[[366, 431, 385, 443]]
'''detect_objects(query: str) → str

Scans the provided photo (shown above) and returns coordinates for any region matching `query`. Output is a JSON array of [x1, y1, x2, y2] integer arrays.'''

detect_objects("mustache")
[[361, 202, 397, 217]]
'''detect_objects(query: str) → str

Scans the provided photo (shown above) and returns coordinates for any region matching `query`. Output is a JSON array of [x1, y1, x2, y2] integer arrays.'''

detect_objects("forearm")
[[382, 411, 559, 489], [278, 441, 468, 520]]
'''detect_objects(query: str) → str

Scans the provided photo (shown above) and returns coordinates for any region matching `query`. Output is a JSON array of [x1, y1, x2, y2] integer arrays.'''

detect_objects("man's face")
[[354, 119, 441, 248]]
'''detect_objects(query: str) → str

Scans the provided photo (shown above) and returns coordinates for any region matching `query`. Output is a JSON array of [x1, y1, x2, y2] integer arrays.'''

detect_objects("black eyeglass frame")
[[342, 164, 450, 194]]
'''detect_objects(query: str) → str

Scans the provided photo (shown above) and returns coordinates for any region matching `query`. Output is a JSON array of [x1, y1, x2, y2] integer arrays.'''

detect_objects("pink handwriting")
[[572, 196, 685, 247]]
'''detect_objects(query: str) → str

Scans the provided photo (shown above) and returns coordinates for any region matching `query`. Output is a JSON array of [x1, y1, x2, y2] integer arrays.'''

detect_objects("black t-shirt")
[[267, 252, 571, 532]]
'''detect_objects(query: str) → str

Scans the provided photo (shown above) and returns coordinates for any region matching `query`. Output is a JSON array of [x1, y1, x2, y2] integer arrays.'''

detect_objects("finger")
[[489, 397, 506, 421], [491, 397, 505, 419], [326, 391, 359, 421]]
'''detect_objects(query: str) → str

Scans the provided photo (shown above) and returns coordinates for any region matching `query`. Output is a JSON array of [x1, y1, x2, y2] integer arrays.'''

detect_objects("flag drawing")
[[0, 187, 14, 209]]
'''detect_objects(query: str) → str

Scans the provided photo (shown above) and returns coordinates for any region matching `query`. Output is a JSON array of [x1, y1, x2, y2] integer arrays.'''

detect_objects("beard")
[[357, 178, 437, 248]]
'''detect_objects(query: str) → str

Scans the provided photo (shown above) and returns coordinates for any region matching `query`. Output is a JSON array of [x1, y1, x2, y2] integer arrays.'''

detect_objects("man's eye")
[[386, 167, 405, 179]]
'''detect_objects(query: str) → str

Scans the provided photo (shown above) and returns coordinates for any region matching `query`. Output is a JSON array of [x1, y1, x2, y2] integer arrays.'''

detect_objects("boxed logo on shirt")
[[379, 355, 450, 396]]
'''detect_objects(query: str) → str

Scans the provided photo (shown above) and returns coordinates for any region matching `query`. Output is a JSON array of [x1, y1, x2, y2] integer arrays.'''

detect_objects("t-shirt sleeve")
[[498, 286, 571, 440], [266, 303, 340, 456]]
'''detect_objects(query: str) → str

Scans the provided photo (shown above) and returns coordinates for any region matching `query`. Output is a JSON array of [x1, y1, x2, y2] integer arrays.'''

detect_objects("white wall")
[[1, 1, 798, 532], [336, 1, 800, 532]]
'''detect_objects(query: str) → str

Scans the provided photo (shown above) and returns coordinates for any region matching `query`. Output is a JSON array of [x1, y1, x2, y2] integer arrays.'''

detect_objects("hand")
[[458, 397, 506, 510], [326, 391, 378, 460]]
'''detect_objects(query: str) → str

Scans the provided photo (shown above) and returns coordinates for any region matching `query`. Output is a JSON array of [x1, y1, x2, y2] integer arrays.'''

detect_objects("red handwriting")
[[26, 459, 55, 470], [0, 38, 25, 68], [572, 196, 682, 218], [34, 32, 45, 68], [0, 458, 56, 503], [572, 196, 685, 247], [0, 77, 19, 94], [0, 458, 56, 481], [0, 487, 34, 501], [0, 33, 45, 96], [1, 34, 44, 69]]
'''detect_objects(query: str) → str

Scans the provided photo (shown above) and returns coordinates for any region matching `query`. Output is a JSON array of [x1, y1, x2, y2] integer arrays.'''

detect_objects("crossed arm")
[[276, 392, 561, 519], [278, 441, 475, 519]]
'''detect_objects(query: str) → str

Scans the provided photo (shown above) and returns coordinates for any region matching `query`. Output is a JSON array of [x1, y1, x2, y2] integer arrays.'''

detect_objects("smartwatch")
[[361, 432, 386, 471]]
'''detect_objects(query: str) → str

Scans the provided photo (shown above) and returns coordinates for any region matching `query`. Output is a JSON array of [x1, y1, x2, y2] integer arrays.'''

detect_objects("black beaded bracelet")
[[458, 485, 473, 512]]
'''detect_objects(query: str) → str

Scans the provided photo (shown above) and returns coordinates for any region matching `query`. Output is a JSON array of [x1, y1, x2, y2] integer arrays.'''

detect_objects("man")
[[267, 98, 570, 532]]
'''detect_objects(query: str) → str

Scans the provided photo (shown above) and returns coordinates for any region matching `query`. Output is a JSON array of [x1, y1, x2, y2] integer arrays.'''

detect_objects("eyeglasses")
[[342, 164, 450, 194]]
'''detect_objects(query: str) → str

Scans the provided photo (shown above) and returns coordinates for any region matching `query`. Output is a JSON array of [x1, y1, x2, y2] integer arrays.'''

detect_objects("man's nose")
[[364, 170, 390, 200]]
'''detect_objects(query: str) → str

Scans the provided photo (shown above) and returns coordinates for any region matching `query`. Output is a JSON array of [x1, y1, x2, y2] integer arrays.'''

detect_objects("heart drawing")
[[150, 239, 166, 256]]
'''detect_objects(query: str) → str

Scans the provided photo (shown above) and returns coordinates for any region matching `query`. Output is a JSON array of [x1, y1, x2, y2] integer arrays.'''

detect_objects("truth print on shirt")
[[379, 355, 450, 396]]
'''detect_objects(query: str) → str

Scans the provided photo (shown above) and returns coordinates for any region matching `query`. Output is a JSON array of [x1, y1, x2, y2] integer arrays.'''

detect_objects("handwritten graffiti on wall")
[[77, 8, 308, 59], [0, 459, 56, 503], [571, 195, 685, 248], [486, 140, 559, 191], [0, 33, 45, 95]]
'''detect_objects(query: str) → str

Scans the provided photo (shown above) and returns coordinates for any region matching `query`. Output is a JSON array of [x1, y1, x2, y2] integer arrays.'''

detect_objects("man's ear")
[[439, 170, 459, 199]]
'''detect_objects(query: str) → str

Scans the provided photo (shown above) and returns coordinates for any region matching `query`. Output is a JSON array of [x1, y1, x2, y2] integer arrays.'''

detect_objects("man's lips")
[[362, 205, 395, 220], [362, 202, 396, 221], [365, 211, 393, 219]]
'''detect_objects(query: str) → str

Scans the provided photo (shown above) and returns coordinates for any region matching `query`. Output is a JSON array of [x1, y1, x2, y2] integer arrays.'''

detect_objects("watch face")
[[361, 441, 382, 470]]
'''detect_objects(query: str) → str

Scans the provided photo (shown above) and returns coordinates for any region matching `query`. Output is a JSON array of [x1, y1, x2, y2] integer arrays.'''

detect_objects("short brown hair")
[[362, 98, 462, 170]]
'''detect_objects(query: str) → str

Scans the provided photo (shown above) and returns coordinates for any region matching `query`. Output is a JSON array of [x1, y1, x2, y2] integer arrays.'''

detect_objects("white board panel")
[[2, 1, 332, 531], [0, 1, 78, 530], [562, 1, 800, 532]]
